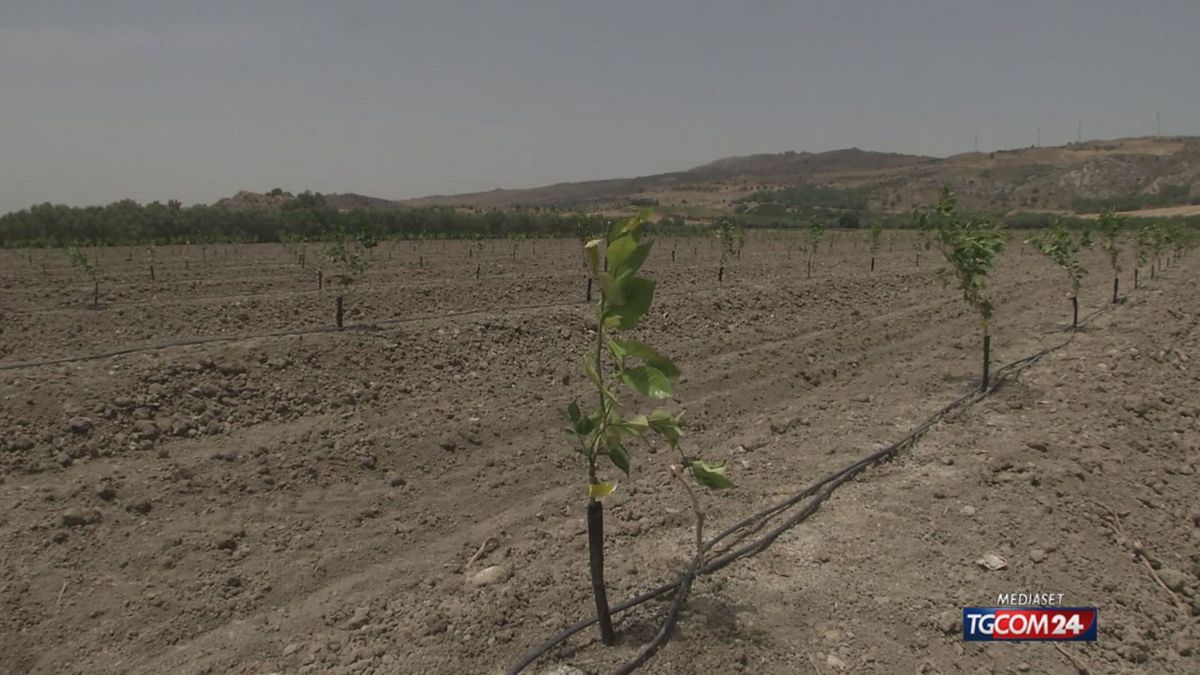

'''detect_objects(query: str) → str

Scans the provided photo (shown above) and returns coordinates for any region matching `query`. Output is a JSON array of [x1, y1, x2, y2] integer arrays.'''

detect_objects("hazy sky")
[[2, 1, 1198, 213]]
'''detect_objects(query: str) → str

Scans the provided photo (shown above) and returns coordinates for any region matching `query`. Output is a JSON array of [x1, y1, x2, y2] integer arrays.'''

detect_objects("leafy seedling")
[[468, 234, 484, 278], [868, 222, 883, 271], [805, 216, 825, 279], [716, 220, 738, 284], [566, 212, 732, 645], [924, 187, 1005, 390], [66, 244, 99, 307], [145, 244, 157, 283], [1026, 221, 1092, 329], [1095, 210, 1125, 303], [911, 209, 932, 268], [1133, 223, 1154, 289], [320, 223, 376, 329]]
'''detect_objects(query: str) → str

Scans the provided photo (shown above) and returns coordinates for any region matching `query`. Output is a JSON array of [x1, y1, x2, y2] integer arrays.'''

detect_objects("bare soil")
[[1, 235, 1196, 674]]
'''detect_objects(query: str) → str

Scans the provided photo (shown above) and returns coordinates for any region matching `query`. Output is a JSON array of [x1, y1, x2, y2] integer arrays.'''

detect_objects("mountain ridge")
[[215, 136, 1200, 218]]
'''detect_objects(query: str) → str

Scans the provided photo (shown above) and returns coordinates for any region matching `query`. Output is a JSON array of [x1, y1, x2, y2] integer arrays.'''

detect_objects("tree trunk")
[[981, 333, 991, 392], [335, 295, 344, 330], [587, 501, 616, 645]]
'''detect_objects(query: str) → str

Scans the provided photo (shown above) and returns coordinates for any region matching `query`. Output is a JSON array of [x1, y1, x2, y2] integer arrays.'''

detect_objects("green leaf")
[[597, 272, 624, 305], [585, 357, 602, 388], [691, 460, 734, 489], [574, 415, 595, 436], [607, 338, 628, 361], [610, 414, 649, 437], [612, 340, 680, 379], [623, 414, 649, 431], [605, 234, 637, 272], [605, 277, 655, 329], [647, 409, 683, 443], [584, 238, 602, 274], [566, 401, 581, 422], [623, 241, 654, 275], [607, 440, 630, 475], [621, 366, 672, 399], [610, 212, 648, 242], [589, 481, 617, 500]]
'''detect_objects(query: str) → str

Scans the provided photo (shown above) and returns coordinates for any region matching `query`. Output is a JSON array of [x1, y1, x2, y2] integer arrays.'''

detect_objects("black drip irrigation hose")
[[0, 279, 748, 371], [0, 297, 593, 372], [508, 301, 1122, 675]]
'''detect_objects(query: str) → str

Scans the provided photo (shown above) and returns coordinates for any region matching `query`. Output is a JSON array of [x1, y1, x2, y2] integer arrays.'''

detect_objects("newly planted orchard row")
[[521, 192, 1195, 671], [2, 196, 1197, 675]]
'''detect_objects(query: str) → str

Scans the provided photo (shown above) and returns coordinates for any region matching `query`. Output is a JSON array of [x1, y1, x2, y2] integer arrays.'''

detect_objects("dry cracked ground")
[[0, 235, 1196, 674]]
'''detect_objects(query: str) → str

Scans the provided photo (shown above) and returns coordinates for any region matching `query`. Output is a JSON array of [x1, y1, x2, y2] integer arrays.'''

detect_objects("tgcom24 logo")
[[962, 607, 1098, 642]]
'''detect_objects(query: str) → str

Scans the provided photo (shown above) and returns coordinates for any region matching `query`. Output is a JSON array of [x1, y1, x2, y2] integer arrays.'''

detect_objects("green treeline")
[[0, 194, 623, 248], [3, 191, 1196, 248]]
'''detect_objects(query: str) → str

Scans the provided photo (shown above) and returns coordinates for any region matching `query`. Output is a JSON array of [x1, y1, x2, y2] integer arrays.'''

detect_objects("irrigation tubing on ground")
[[507, 299, 1127, 675], [0, 296, 596, 371]]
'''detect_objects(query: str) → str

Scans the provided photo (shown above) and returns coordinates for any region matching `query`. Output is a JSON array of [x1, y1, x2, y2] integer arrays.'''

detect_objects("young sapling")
[[716, 220, 738, 284], [1133, 223, 1152, 289], [1095, 210, 1125, 303], [1027, 222, 1091, 329], [806, 217, 825, 279], [320, 224, 376, 328], [924, 188, 1005, 390], [868, 222, 883, 272], [565, 213, 731, 645], [67, 244, 99, 307], [468, 234, 484, 279]]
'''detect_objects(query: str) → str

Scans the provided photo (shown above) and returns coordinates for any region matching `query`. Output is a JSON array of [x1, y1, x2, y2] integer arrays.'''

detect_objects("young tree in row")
[[468, 233, 484, 279], [923, 188, 1005, 390], [867, 222, 883, 272], [1027, 222, 1091, 329], [1149, 222, 1170, 277], [1095, 210, 1125, 304], [911, 209, 931, 268], [716, 219, 738, 284], [146, 243, 157, 283], [66, 244, 99, 307], [320, 224, 376, 329], [280, 232, 308, 267], [566, 213, 731, 645], [805, 216, 825, 279], [1133, 223, 1153, 289], [414, 230, 429, 268]]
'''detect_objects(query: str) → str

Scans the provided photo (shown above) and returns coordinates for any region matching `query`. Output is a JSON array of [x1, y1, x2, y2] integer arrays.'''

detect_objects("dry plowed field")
[[1, 235, 1197, 674]]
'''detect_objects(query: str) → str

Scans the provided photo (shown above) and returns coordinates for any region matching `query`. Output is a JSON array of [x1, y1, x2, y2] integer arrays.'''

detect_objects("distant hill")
[[214, 190, 399, 211], [684, 147, 934, 179], [214, 136, 1200, 220], [395, 137, 1200, 217]]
